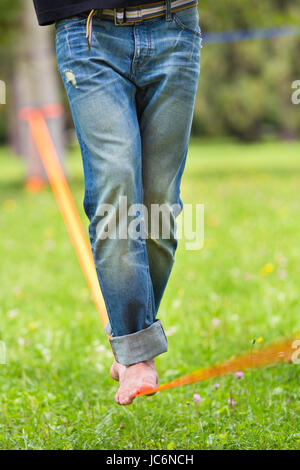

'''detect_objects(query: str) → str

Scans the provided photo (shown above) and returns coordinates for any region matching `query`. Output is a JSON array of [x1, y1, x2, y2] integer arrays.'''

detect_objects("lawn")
[[0, 138, 299, 450]]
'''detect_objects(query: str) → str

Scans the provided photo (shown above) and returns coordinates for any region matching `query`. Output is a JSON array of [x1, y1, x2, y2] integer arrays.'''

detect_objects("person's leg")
[[54, 2, 201, 405], [136, 4, 202, 312], [110, 4, 202, 404], [55, 14, 167, 402]]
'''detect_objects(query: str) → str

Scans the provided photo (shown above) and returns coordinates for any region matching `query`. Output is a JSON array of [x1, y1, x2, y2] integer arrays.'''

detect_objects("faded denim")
[[55, 4, 201, 365]]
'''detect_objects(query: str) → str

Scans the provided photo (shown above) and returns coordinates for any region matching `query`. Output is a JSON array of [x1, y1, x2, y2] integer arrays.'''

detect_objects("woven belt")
[[86, 0, 198, 48]]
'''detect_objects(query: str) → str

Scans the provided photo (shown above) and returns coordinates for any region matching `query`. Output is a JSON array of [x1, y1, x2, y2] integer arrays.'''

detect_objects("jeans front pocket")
[[172, 6, 202, 38], [55, 16, 87, 34]]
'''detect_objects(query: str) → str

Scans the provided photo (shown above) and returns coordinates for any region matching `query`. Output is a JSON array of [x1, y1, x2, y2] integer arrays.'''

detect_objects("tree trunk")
[[12, 0, 65, 189]]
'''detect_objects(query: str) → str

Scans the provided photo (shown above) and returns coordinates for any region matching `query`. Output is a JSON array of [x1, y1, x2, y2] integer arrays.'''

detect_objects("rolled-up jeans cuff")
[[107, 319, 168, 366]]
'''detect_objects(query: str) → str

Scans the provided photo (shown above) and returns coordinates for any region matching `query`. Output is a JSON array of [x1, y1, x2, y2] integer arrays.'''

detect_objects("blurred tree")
[[0, 0, 20, 143], [1, 0, 300, 143], [0, 0, 65, 188], [13, 0, 65, 189], [192, 0, 300, 140]]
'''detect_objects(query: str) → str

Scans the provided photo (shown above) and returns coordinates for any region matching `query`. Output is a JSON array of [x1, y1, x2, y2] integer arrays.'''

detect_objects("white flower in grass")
[[278, 269, 287, 280], [230, 268, 240, 278], [172, 299, 181, 309], [277, 292, 286, 302], [231, 314, 239, 322], [270, 316, 280, 326], [165, 326, 178, 337], [18, 338, 25, 346], [44, 239, 56, 251], [7, 308, 19, 318], [95, 344, 107, 353]]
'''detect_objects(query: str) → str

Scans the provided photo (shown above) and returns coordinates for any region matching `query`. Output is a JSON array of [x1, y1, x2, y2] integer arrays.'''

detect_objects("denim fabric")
[[55, 4, 201, 365]]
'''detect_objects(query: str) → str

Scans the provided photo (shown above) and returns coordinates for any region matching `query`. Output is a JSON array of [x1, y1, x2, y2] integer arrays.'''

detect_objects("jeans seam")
[[173, 14, 202, 38], [71, 114, 117, 336], [146, 266, 153, 323]]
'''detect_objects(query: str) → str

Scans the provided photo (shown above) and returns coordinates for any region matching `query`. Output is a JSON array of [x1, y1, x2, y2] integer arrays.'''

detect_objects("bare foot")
[[110, 360, 158, 405]]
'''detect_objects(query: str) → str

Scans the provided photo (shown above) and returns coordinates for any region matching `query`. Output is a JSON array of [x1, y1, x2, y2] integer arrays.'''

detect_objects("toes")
[[112, 361, 159, 405], [118, 394, 134, 406], [118, 390, 136, 406]]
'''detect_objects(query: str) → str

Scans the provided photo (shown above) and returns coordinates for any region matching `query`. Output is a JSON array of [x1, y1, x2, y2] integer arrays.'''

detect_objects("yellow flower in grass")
[[2, 199, 16, 212], [260, 263, 274, 276], [252, 336, 264, 345]]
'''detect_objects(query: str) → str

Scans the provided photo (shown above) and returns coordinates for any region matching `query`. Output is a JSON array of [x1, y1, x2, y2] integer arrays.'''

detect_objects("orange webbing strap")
[[22, 107, 109, 329], [18, 107, 299, 396], [136, 334, 299, 396]]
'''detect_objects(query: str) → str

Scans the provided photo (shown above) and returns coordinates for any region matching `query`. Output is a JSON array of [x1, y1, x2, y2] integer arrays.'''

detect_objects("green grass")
[[0, 138, 299, 450]]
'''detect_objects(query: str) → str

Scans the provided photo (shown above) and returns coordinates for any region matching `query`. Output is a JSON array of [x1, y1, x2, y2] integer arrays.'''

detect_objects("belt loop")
[[165, 0, 172, 21]]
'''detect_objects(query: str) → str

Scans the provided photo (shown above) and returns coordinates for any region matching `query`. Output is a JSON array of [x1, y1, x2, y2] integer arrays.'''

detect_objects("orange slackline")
[[136, 334, 299, 396], [21, 107, 299, 398], [20, 106, 108, 328]]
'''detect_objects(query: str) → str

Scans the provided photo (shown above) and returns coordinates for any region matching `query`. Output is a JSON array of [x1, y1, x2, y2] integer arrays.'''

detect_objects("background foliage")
[[193, 0, 300, 140], [0, 0, 300, 142], [0, 140, 299, 449]]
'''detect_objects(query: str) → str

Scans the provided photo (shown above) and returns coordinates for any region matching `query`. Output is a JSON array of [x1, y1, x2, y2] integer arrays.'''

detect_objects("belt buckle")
[[113, 8, 131, 26]]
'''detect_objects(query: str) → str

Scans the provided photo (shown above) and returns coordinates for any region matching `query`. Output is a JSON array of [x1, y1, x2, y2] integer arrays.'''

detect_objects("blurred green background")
[[0, 0, 300, 146], [0, 0, 299, 450]]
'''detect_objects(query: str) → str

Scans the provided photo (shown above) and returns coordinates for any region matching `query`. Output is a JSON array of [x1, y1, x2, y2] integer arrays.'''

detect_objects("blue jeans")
[[55, 4, 201, 366]]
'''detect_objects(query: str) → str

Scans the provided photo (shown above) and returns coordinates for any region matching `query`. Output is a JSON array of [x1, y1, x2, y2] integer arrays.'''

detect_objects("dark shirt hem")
[[34, 0, 164, 26]]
